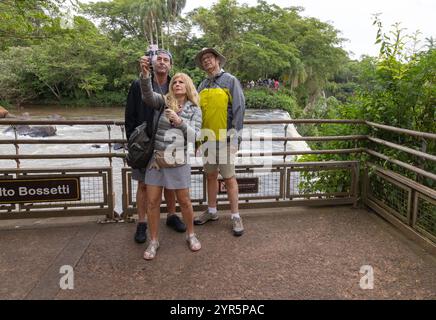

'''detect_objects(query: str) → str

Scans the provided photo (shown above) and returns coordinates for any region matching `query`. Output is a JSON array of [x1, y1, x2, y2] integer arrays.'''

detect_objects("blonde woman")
[[139, 56, 202, 260]]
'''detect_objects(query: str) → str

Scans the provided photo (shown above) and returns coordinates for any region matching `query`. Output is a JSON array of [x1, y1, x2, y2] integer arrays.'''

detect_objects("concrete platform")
[[0, 206, 435, 300]]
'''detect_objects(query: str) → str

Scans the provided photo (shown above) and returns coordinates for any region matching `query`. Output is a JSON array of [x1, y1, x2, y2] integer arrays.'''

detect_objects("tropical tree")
[[80, 0, 186, 49], [0, 0, 76, 50], [190, 0, 347, 110]]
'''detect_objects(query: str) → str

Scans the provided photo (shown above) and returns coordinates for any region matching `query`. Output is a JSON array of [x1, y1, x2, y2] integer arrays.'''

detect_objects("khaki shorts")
[[202, 143, 236, 179]]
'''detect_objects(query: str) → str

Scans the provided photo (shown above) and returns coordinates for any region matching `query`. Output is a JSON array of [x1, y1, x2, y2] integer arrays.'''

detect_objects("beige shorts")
[[202, 143, 236, 179]]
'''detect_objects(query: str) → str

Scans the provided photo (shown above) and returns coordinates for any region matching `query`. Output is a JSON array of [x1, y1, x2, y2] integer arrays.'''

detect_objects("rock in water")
[[27, 126, 57, 137], [2, 125, 57, 137], [0, 106, 8, 118]]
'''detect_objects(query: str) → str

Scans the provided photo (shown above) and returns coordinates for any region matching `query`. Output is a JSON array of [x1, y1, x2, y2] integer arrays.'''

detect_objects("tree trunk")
[[43, 81, 61, 101]]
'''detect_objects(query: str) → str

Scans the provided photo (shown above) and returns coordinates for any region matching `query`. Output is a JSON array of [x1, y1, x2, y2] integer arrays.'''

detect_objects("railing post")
[[107, 168, 115, 220], [120, 124, 127, 166], [417, 138, 427, 184], [352, 162, 360, 208], [362, 165, 369, 208], [12, 126, 20, 169], [283, 124, 289, 162], [106, 124, 113, 167]]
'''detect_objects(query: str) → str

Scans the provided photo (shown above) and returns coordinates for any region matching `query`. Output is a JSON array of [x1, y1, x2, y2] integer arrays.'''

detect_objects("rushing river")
[[0, 106, 309, 213]]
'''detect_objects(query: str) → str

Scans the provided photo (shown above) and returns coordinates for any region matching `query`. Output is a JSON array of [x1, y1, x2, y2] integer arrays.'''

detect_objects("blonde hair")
[[166, 73, 199, 111]]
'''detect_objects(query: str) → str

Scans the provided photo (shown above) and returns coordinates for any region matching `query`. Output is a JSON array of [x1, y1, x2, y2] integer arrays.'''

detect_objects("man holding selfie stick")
[[125, 46, 186, 244]]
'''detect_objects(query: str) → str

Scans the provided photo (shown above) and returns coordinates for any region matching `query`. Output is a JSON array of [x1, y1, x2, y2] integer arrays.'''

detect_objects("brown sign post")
[[0, 177, 81, 204]]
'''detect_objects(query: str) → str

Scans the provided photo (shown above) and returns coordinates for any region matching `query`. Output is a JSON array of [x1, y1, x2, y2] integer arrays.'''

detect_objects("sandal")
[[186, 234, 201, 252], [143, 240, 159, 260]]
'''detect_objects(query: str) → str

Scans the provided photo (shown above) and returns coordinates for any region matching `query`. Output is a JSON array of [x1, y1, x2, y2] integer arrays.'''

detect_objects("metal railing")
[[0, 118, 434, 251], [0, 167, 114, 220]]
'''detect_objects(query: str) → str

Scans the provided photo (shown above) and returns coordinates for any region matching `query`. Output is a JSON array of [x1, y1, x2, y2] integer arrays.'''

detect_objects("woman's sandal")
[[186, 234, 201, 252], [143, 240, 160, 260]]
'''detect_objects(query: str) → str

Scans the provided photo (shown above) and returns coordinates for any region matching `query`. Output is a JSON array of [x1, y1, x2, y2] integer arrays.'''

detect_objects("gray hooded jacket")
[[140, 75, 202, 153]]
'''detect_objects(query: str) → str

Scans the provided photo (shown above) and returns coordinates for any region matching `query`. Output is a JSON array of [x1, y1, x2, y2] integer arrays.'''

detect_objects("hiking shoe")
[[194, 210, 219, 225], [143, 240, 159, 260], [134, 222, 147, 243], [232, 217, 244, 236], [186, 234, 201, 252], [166, 214, 187, 232]]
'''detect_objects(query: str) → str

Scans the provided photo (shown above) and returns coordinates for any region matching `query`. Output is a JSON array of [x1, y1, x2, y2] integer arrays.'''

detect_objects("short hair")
[[156, 49, 173, 64]]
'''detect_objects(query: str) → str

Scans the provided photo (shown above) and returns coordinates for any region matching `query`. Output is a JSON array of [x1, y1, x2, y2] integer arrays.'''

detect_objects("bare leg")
[[164, 188, 177, 216], [206, 171, 219, 208], [224, 177, 239, 213], [175, 189, 194, 235], [145, 185, 163, 241], [136, 182, 147, 222]]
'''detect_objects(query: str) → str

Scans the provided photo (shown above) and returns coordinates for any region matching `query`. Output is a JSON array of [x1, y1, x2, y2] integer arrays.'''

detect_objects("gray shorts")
[[202, 143, 236, 179]]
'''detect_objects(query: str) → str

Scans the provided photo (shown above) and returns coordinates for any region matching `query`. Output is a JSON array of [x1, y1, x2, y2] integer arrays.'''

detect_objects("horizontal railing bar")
[[368, 136, 436, 162], [244, 119, 365, 124], [0, 119, 365, 126], [366, 121, 436, 140], [268, 135, 367, 141], [0, 167, 111, 173], [281, 160, 358, 167], [365, 149, 436, 181], [1, 161, 357, 173], [368, 163, 436, 199], [0, 139, 126, 144], [237, 148, 364, 156], [0, 149, 364, 160], [0, 153, 122, 159], [288, 192, 350, 198], [0, 119, 125, 125], [1, 119, 433, 140], [0, 136, 366, 144], [0, 136, 365, 149]]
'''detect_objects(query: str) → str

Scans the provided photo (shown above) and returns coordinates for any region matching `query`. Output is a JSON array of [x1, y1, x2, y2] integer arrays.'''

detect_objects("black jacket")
[[124, 76, 171, 139]]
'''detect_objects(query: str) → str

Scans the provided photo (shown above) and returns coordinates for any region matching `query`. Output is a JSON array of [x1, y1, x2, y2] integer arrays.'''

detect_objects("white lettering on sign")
[[0, 178, 79, 204], [0, 188, 16, 197], [17, 185, 71, 196]]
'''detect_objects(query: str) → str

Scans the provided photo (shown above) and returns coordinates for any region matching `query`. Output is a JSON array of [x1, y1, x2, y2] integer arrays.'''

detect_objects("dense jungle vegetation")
[[1, 0, 434, 185]]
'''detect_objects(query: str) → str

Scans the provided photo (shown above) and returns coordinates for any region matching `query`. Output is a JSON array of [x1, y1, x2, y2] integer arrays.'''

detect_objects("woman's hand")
[[165, 109, 182, 126], [139, 56, 151, 78]]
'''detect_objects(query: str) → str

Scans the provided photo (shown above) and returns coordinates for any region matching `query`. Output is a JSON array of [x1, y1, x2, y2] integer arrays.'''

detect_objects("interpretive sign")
[[0, 177, 81, 203], [218, 177, 259, 194]]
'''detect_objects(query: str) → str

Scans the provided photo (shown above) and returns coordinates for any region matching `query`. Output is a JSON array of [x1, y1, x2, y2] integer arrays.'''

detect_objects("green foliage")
[[244, 88, 301, 118], [301, 17, 435, 190], [0, 0, 349, 110], [81, 0, 187, 49], [190, 0, 347, 107]]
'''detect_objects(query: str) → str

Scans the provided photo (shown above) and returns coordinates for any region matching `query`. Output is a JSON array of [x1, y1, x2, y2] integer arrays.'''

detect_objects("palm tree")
[[138, 0, 165, 48], [137, 0, 186, 49], [164, 0, 186, 49]]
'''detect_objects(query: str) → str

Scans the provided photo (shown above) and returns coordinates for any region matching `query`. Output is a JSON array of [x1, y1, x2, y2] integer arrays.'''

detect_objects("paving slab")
[[0, 206, 435, 300]]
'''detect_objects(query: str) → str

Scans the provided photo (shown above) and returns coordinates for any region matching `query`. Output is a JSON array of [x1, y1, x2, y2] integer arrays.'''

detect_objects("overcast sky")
[[182, 0, 435, 59], [81, 0, 435, 59]]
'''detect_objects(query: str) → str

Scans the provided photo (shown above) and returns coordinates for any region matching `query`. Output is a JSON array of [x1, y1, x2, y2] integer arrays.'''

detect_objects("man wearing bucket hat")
[[193, 47, 246, 237]]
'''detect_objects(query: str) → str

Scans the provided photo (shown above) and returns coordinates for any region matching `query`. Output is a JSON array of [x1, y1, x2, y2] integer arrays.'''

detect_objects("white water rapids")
[[0, 108, 310, 213]]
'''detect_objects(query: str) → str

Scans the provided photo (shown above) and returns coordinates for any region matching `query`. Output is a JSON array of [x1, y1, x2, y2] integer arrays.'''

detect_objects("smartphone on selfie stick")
[[146, 44, 158, 74]]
